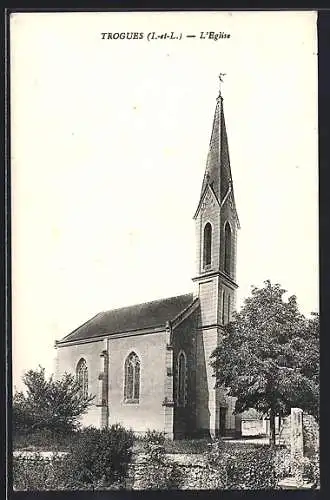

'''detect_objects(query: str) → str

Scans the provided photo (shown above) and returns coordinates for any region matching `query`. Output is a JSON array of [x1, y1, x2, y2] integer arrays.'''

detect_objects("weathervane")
[[218, 72, 226, 96]]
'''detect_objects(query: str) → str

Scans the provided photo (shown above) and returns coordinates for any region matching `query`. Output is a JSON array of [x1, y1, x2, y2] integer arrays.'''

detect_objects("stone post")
[[290, 408, 304, 487]]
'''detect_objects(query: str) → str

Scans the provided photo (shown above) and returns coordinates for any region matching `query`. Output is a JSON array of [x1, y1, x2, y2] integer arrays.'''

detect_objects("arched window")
[[203, 223, 212, 268], [76, 358, 88, 399], [177, 351, 187, 407], [224, 222, 232, 275], [124, 352, 140, 403]]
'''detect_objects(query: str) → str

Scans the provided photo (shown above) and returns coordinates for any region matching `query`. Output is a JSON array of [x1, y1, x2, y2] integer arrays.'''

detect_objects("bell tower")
[[193, 75, 240, 437]]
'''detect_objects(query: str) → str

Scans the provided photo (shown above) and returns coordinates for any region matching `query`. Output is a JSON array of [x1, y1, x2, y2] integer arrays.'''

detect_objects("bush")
[[13, 366, 94, 436], [274, 447, 291, 481], [164, 438, 210, 455], [303, 454, 320, 487], [206, 439, 277, 489], [303, 415, 319, 457], [64, 424, 134, 489], [13, 425, 135, 490], [136, 430, 183, 490], [13, 428, 78, 452]]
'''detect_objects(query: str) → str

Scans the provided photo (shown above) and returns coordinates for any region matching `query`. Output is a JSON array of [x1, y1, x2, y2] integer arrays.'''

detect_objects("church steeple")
[[193, 76, 240, 438], [193, 74, 239, 301]]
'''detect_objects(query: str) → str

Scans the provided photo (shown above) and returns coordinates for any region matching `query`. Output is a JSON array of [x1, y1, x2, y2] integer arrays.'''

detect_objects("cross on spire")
[[218, 72, 226, 96]]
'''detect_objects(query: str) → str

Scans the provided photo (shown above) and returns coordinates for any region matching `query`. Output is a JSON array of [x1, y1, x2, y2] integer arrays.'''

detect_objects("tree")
[[210, 280, 319, 446], [13, 366, 95, 435]]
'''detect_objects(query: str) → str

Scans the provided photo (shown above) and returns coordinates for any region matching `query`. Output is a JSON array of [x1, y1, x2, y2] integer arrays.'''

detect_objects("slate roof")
[[58, 293, 195, 344]]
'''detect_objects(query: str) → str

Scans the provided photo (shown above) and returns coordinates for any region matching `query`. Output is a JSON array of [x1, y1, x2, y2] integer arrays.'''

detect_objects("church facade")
[[55, 81, 241, 439]]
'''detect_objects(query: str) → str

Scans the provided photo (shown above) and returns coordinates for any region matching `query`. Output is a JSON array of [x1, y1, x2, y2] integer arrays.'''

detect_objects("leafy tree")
[[210, 280, 319, 446], [13, 366, 95, 435]]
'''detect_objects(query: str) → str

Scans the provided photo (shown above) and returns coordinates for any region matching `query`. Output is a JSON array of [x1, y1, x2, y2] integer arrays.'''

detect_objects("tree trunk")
[[269, 408, 276, 447]]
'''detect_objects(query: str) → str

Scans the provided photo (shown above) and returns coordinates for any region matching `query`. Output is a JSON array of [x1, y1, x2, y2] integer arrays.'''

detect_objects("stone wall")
[[128, 453, 221, 490]]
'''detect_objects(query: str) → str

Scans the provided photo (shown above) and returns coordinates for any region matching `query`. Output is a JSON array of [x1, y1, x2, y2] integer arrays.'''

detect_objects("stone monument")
[[290, 408, 304, 487]]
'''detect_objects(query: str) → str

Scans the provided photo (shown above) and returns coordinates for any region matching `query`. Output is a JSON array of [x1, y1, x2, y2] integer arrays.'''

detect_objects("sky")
[[10, 11, 318, 390]]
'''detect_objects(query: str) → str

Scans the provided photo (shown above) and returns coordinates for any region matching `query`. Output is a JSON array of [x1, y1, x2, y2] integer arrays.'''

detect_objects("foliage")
[[210, 281, 319, 444], [143, 429, 166, 447], [303, 454, 320, 487], [164, 438, 211, 454], [137, 430, 183, 490], [13, 366, 94, 435], [303, 416, 319, 456], [13, 424, 135, 490], [64, 424, 134, 489], [13, 428, 78, 452], [273, 446, 291, 481], [133, 435, 210, 455], [206, 439, 280, 489]]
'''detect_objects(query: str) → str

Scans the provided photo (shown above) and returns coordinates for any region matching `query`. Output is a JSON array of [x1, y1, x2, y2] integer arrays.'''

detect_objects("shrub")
[[206, 439, 277, 489], [13, 366, 94, 435], [164, 438, 210, 455], [274, 447, 291, 481], [13, 428, 78, 452], [136, 430, 183, 490], [303, 415, 319, 457], [303, 454, 320, 487], [64, 424, 134, 489]]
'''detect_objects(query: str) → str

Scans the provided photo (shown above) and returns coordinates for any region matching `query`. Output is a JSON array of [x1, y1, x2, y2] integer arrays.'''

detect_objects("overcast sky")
[[11, 11, 318, 390]]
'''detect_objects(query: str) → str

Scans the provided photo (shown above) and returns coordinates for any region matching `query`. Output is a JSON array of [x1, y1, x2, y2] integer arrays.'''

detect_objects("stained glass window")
[[177, 351, 187, 407], [76, 358, 88, 399], [124, 352, 140, 403]]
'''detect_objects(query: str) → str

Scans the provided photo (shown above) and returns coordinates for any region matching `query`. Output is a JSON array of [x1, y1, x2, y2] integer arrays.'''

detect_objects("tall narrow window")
[[222, 290, 226, 325], [224, 222, 232, 275], [124, 352, 140, 403], [227, 295, 231, 323], [203, 223, 212, 268], [177, 351, 187, 407], [76, 358, 88, 399]]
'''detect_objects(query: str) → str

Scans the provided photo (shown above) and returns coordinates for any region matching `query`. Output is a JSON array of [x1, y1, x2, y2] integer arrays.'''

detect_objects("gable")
[[221, 188, 240, 229], [193, 184, 220, 220]]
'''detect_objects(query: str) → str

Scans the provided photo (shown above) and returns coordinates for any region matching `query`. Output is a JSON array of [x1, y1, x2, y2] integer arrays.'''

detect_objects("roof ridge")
[[102, 292, 193, 314]]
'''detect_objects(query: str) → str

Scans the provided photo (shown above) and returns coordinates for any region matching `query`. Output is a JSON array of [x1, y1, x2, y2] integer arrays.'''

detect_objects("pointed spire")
[[196, 75, 239, 225]]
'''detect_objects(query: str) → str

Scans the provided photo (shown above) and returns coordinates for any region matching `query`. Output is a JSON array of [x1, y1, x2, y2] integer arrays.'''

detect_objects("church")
[[55, 78, 241, 439]]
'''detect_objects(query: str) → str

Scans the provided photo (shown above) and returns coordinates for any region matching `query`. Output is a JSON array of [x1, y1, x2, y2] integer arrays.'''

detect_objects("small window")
[[177, 351, 187, 407], [76, 358, 88, 399], [224, 222, 232, 275], [124, 352, 140, 403], [203, 223, 212, 268]]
